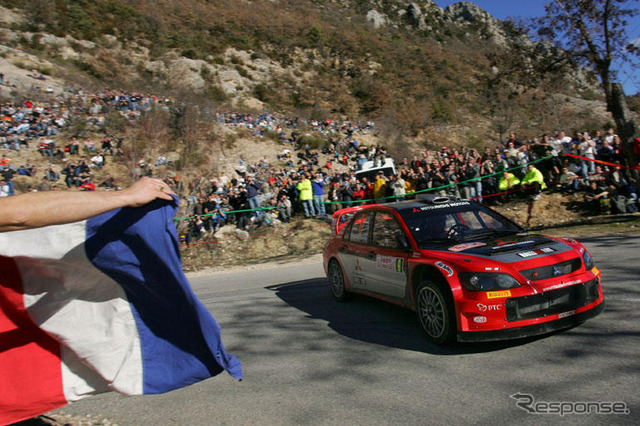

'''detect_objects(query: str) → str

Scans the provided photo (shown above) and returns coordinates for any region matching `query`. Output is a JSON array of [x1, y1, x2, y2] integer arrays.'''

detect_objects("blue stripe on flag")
[[84, 197, 241, 393]]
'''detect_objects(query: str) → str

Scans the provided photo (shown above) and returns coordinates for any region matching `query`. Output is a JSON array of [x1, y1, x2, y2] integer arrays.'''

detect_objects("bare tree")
[[532, 0, 640, 169]]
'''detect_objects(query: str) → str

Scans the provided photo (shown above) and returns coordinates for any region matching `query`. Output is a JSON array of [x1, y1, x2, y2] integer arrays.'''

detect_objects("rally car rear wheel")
[[415, 280, 455, 344], [328, 259, 350, 301]]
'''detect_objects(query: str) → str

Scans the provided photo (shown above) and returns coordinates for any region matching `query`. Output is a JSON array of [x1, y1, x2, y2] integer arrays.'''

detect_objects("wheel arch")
[[410, 264, 452, 305], [412, 263, 461, 343], [327, 255, 352, 290], [328, 255, 344, 272]]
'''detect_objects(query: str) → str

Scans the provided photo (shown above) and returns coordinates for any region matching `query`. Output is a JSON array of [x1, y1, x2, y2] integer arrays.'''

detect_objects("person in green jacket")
[[520, 164, 546, 200], [498, 171, 520, 191], [297, 173, 315, 218], [497, 171, 520, 203]]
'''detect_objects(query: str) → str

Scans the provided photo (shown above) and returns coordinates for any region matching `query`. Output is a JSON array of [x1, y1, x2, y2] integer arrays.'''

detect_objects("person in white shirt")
[[90, 153, 105, 168], [579, 133, 596, 176]]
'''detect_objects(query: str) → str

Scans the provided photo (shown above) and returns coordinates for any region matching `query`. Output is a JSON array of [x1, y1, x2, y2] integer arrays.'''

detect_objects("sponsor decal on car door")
[[367, 251, 408, 298]]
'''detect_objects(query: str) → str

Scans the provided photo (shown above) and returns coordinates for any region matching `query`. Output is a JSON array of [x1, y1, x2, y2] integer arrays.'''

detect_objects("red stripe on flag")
[[0, 255, 67, 425]]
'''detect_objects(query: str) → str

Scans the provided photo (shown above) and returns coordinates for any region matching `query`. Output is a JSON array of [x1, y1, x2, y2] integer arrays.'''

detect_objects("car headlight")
[[459, 273, 520, 291], [582, 250, 594, 270]]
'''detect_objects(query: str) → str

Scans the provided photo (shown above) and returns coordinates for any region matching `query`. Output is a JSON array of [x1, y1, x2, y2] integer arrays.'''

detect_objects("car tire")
[[328, 259, 350, 301], [415, 280, 456, 344]]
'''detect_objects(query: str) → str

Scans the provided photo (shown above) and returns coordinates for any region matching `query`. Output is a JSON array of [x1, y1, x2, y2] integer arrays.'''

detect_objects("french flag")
[[0, 197, 242, 425]]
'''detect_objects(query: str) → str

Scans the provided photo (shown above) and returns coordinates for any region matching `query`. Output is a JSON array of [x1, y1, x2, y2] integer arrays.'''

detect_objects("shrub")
[[431, 101, 454, 123], [223, 133, 238, 149], [235, 65, 250, 79], [253, 84, 268, 102], [104, 109, 129, 134], [230, 54, 244, 65], [263, 130, 281, 142], [204, 85, 227, 102], [298, 134, 329, 150], [11, 60, 27, 70], [73, 59, 101, 78]]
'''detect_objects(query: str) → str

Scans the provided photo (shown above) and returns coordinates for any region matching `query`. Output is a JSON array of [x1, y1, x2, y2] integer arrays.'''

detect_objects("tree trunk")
[[610, 83, 640, 185]]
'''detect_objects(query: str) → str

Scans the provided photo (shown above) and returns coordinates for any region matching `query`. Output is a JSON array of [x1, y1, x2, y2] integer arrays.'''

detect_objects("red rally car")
[[322, 196, 605, 344]]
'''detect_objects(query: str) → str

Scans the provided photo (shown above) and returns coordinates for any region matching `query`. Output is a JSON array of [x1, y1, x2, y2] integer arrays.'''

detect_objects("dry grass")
[[180, 217, 331, 273]]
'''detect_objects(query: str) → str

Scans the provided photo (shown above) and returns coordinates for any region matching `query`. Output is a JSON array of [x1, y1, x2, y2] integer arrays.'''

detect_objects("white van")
[[354, 158, 396, 181]]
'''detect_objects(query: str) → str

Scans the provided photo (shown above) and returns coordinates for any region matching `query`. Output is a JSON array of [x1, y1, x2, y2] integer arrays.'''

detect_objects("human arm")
[[0, 177, 175, 232], [594, 190, 609, 200]]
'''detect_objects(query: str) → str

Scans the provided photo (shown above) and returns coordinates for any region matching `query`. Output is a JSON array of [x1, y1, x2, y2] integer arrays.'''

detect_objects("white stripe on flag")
[[0, 221, 87, 259], [10, 224, 144, 398]]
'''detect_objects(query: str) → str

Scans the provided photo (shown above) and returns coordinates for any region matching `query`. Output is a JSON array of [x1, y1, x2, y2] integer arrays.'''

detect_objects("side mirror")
[[396, 234, 411, 251]]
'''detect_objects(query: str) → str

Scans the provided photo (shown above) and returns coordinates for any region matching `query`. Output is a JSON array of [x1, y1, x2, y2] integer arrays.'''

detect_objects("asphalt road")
[[52, 235, 640, 425]]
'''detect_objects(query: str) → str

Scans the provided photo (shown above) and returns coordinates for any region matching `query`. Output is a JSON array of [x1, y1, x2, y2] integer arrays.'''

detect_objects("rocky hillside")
[[0, 0, 613, 149], [2, 1, 637, 275]]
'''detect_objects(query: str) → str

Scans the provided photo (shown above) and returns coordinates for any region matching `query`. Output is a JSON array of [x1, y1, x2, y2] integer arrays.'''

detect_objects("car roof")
[[355, 195, 477, 214]]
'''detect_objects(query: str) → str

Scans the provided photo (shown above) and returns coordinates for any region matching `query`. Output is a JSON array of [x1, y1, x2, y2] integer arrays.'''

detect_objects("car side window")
[[477, 211, 506, 230], [347, 212, 372, 245], [372, 212, 405, 249], [456, 211, 483, 230]]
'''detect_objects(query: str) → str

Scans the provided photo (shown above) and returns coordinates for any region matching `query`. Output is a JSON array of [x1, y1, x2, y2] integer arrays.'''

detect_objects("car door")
[[338, 211, 374, 291], [366, 211, 411, 299]]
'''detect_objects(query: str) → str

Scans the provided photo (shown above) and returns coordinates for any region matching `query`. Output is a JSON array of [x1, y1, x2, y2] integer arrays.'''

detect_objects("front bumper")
[[504, 277, 600, 321], [457, 299, 605, 342]]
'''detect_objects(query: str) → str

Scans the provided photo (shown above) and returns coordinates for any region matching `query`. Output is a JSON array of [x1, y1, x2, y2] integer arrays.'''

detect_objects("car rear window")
[[346, 212, 372, 244]]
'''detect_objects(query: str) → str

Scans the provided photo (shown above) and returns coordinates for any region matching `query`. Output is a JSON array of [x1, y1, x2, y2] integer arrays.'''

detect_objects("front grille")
[[505, 279, 599, 322], [520, 258, 582, 281]]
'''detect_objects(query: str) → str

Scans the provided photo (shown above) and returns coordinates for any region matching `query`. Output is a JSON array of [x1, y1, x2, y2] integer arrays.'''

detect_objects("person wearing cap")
[[440, 146, 449, 159]]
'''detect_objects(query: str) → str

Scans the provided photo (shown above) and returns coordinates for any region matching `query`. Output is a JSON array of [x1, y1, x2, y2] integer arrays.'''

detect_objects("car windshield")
[[398, 201, 524, 249]]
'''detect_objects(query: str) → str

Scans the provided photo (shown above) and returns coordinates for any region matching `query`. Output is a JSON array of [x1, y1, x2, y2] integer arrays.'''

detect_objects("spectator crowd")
[[1, 84, 638, 246], [178, 128, 639, 244]]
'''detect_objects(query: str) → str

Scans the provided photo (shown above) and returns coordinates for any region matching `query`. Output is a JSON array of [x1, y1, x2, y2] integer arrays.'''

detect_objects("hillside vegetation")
[[0, 0, 616, 150]]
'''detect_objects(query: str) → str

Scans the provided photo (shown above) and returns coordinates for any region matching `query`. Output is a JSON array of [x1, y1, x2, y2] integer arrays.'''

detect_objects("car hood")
[[441, 234, 573, 263]]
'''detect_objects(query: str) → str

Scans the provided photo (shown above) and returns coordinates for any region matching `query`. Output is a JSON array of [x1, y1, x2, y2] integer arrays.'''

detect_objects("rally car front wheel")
[[415, 280, 456, 344]]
